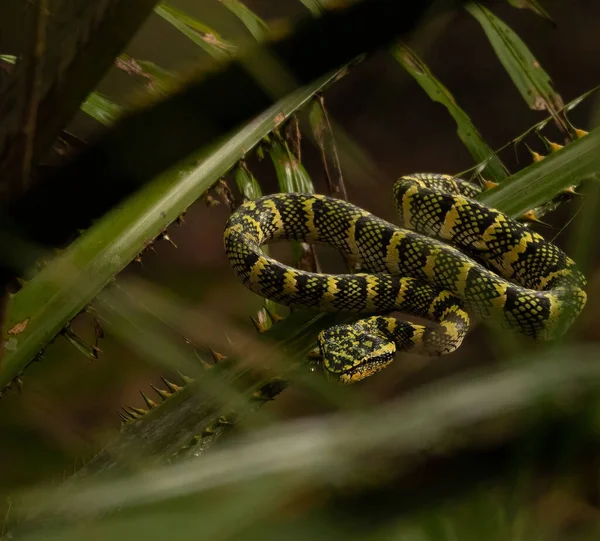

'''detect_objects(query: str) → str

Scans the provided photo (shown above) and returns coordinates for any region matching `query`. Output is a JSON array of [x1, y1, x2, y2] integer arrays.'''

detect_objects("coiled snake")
[[224, 173, 587, 383]]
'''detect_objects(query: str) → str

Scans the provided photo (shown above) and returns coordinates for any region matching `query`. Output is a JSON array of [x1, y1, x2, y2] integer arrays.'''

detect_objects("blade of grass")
[[1, 0, 444, 255], [298, 0, 325, 16], [268, 136, 315, 194], [80, 92, 123, 126], [478, 127, 600, 217], [76, 279, 356, 473], [0, 68, 347, 391], [16, 345, 600, 522], [154, 4, 236, 60], [466, 2, 562, 114], [220, 0, 269, 42], [391, 42, 508, 182], [234, 162, 263, 202], [506, 0, 553, 23]]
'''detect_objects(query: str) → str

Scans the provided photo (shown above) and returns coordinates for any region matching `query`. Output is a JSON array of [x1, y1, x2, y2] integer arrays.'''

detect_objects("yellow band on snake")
[[224, 173, 587, 383]]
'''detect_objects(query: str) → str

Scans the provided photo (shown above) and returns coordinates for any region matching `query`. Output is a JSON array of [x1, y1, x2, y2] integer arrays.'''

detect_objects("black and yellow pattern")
[[224, 173, 587, 383]]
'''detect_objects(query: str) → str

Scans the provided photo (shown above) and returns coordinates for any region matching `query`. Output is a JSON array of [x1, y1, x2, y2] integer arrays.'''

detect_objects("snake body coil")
[[224, 174, 587, 383]]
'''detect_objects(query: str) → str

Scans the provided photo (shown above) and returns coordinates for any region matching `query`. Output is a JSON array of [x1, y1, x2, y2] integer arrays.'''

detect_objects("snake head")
[[316, 323, 396, 384]]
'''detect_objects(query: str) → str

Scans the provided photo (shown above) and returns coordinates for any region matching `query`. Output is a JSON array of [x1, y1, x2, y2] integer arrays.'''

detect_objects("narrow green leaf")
[[134, 60, 175, 88], [0, 69, 345, 390], [478, 128, 600, 217], [297, 0, 325, 16], [115, 54, 176, 92], [234, 162, 263, 201], [0, 54, 16, 64], [466, 2, 562, 113], [268, 137, 315, 194], [17, 346, 600, 524], [220, 0, 269, 42], [391, 43, 508, 182], [506, 0, 554, 23], [80, 92, 123, 126], [154, 3, 236, 60]]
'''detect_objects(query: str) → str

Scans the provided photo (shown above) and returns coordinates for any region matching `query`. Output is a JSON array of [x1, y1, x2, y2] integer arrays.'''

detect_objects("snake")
[[224, 173, 587, 383]]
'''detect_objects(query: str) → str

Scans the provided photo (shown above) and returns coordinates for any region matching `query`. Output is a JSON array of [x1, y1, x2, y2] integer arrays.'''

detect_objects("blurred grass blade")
[[391, 43, 508, 182], [466, 2, 562, 114], [80, 93, 123, 126], [3, 1, 444, 252], [220, 0, 269, 41], [298, 0, 325, 16], [154, 3, 236, 60], [0, 69, 346, 391], [268, 136, 315, 193], [0, 55, 16, 64], [479, 127, 600, 217], [115, 54, 176, 92], [16, 346, 600, 524], [506, 0, 553, 23], [309, 96, 348, 198], [134, 60, 175, 89]]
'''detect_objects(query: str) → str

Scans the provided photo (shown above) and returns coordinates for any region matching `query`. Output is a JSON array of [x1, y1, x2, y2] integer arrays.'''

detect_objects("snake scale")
[[224, 173, 587, 383]]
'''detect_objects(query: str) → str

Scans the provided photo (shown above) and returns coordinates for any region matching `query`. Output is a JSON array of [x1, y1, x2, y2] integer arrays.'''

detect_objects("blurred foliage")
[[1, 0, 600, 540]]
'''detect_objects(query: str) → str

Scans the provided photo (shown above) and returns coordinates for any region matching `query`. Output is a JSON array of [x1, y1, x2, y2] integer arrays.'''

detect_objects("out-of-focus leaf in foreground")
[[80, 93, 123, 126], [221, 0, 270, 42], [1, 0, 442, 255], [0, 69, 346, 391], [11, 346, 600, 539], [154, 3, 236, 60]]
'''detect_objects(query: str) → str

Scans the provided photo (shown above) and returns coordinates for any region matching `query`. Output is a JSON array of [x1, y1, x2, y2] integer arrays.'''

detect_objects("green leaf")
[[391, 43, 508, 182], [220, 0, 269, 42], [234, 162, 263, 201], [268, 137, 315, 193], [506, 0, 554, 23], [5, 0, 443, 255], [466, 2, 562, 113], [154, 3, 236, 60], [0, 54, 16, 64], [134, 60, 175, 89], [298, 0, 325, 16], [478, 128, 600, 217], [15, 345, 600, 531], [80, 92, 123, 126], [0, 69, 345, 390]]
